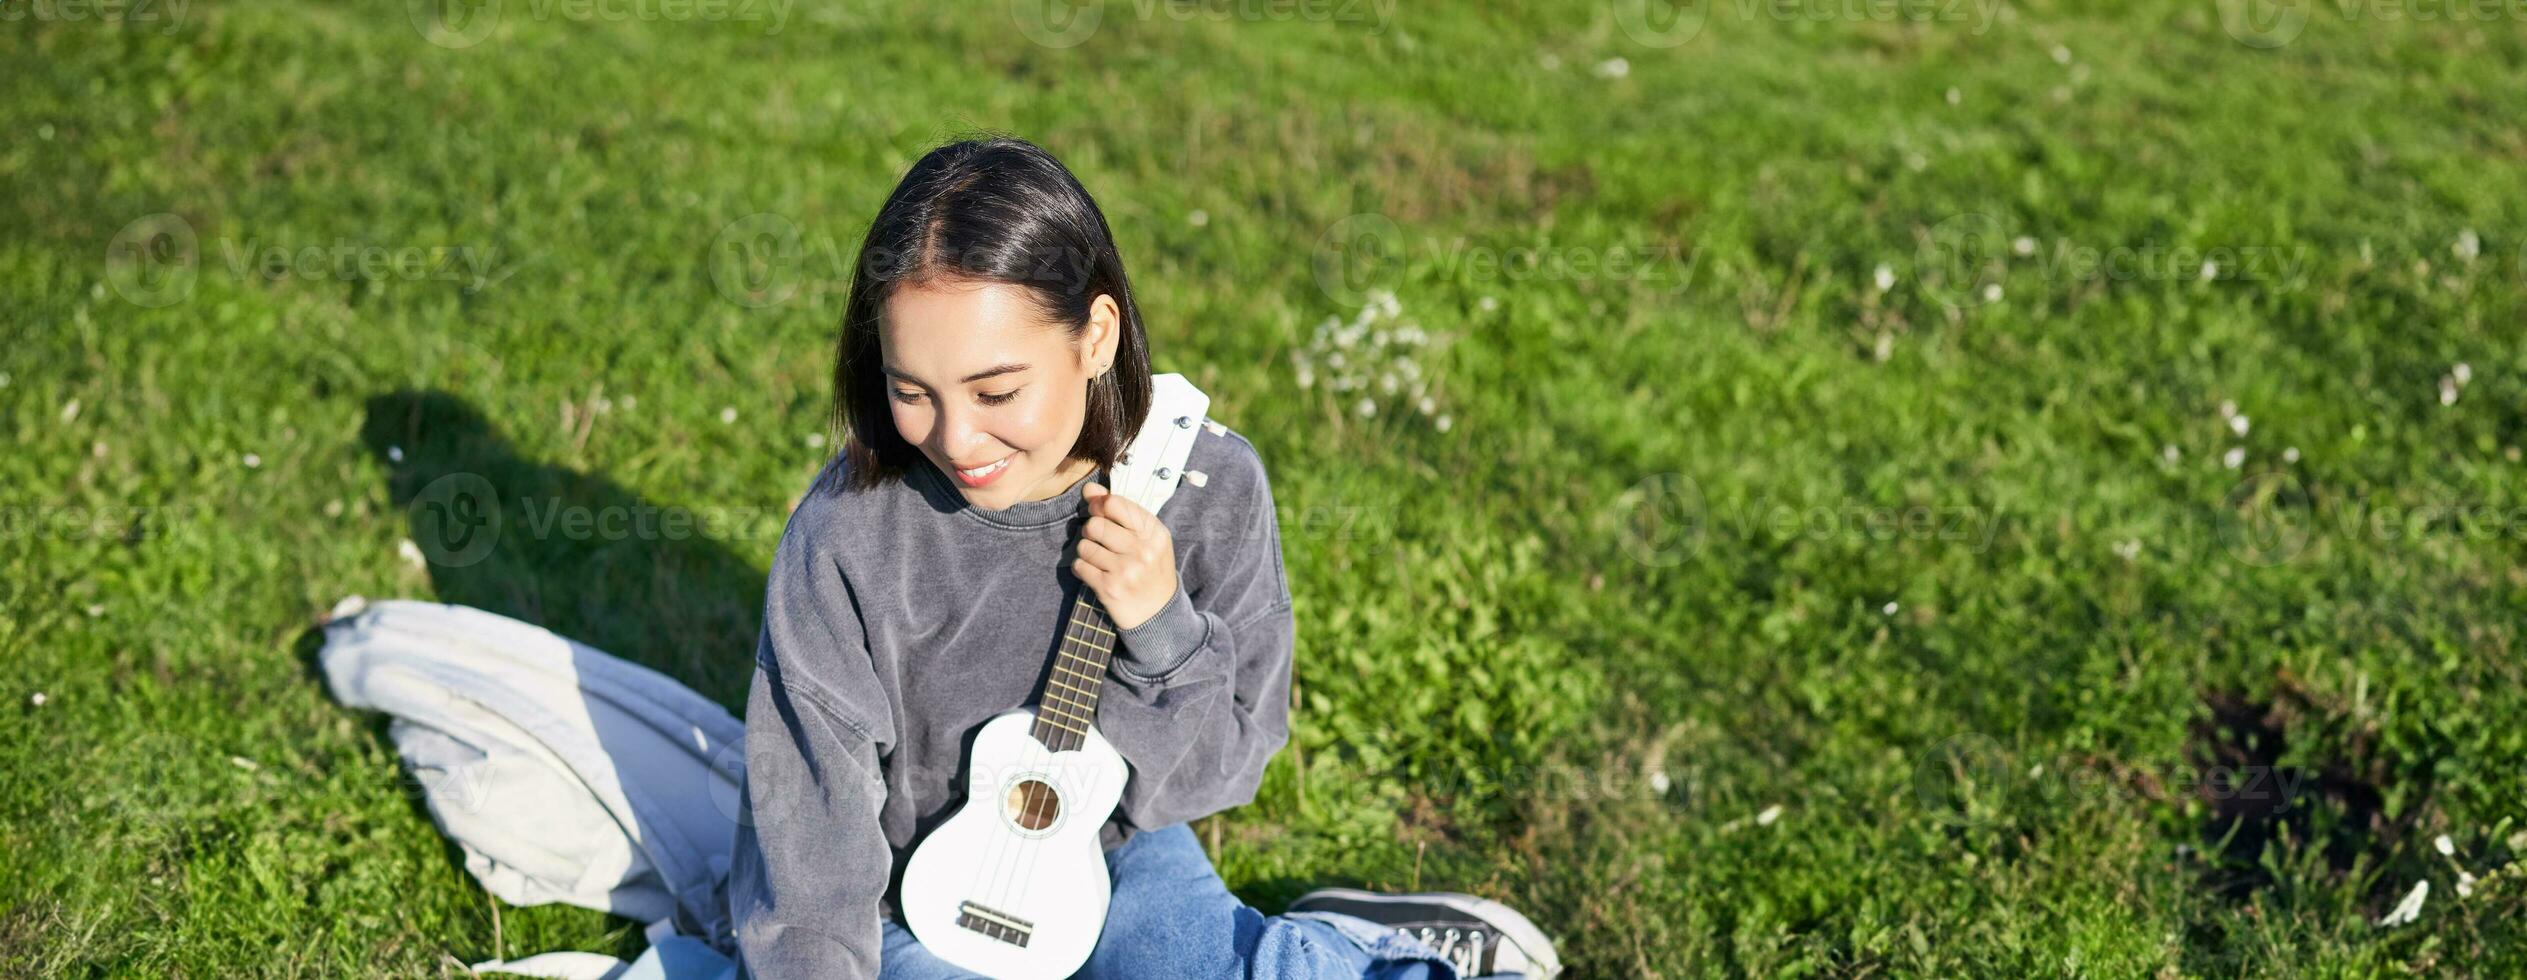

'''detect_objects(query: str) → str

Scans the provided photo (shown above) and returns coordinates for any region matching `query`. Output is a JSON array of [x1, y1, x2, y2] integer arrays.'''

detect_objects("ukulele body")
[[898, 709, 1130, 979]]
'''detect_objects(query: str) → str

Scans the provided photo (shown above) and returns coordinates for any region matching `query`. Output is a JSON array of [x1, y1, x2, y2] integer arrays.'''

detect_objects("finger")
[[1071, 556, 1104, 587], [1080, 516, 1137, 551], [1097, 492, 1154, 534], [1075, 538, 1122, 569]]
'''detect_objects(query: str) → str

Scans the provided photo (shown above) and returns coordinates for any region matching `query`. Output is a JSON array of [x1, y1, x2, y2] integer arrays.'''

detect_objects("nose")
[[933, 401, 985, 459]]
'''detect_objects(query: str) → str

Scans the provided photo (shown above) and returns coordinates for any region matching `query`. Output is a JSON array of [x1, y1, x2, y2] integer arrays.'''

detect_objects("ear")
[[1080, 293, 1122, 371]]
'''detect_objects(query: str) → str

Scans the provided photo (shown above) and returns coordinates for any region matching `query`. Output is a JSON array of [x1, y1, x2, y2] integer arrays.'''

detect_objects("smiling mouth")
[[951, 456, 1012, 488]]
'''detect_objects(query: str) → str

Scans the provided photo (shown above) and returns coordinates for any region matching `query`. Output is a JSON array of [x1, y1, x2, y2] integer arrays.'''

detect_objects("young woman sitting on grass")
[[724, 134, 1563, 980]]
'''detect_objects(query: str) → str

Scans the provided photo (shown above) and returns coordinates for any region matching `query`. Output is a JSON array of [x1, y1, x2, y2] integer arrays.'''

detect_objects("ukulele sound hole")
[[1003, 778, 1061, 831]]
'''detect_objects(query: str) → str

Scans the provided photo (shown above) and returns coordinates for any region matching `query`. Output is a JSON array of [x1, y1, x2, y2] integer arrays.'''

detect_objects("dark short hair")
[[827, 133, 1153, 493]]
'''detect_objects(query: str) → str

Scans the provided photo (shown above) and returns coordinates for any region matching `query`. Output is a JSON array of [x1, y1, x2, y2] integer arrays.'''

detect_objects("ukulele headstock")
[[1108, 373, 1211, 516]]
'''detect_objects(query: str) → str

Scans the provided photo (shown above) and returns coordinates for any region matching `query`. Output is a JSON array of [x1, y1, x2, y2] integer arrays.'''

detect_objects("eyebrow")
[[883, 362, 1032, 385]]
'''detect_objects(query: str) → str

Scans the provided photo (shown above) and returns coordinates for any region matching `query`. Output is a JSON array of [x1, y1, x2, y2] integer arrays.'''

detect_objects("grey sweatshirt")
[[726, 424, 1296, 978]]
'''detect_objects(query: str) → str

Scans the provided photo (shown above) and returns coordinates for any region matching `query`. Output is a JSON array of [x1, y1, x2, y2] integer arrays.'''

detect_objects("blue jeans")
[[876, 824, 1467, 980]]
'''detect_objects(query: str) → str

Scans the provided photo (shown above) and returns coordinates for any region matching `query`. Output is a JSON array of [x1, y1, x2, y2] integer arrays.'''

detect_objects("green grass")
[[7, 0, 2527, 974]]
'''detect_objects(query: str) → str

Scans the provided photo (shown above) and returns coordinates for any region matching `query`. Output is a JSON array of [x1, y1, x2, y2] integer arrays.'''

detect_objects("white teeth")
[[959, 458, 1008, 478]]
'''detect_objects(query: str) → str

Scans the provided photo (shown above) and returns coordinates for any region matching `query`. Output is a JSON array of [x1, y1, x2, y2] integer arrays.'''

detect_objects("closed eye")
[[978, 388, 1020, 406]]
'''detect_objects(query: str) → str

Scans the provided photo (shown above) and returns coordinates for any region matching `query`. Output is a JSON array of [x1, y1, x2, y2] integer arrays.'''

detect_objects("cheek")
[[1006, 393, 1083, 452], [889, 402, 932, 445]]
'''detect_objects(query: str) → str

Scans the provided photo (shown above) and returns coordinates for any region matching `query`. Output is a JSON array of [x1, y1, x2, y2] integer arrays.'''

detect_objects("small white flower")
[[1294, 364, 1314, 389], [2200, 260, 2218, 281], [2051, 45, 2072, 65], [86, 604, 104, 617], [593, 396, 612, 414], [2453, 229, 2481, 262], [1593, 57, 1630, 80], [397, 538, 426, 568], [1417, 396, 1436, 416], [229, 756, 260, 771], [1945, 87, 1961, 106], [719, 406, 738, 424], [2113, 539, 2142, 561], [1187, 209, 1209, 228], [1873, 263, 1895, 292], [1649, 768, 1671, 794], [28, 692, 45, 707], [2283, 446, 2300, 463], [806, 432, 826, 449], [324, 499, 345, 518], [2012, 236, 2036, 257], [2452, 362, 2472, 386], [2458, 872, 2477, 898], [2378, 879, 2428, 927], [1477, 296, 1498, 313], [1355, 397, 1376, 418], [620, 395, 636, 411], [1982, 283, 2003, 303], [1873, 332, 1894, 362], [2435, 834, 2455, 856], [60, 399, 80, 424], [1380, 373, 1399, 394], [1882, 601, 1899, 615], [2162, 444, 2182, 463], [1435, 414, 1453, 433], [2223, 447, 2246, 469], [0, 371, 11, 388], [2229, 414, 2250, 437], [1756, 804, 1784, 826], [387, 445, 405, 463], [242, 453, 261, 469], [2219, 400, 2237, 420], [2440, 378, 2460, 406]]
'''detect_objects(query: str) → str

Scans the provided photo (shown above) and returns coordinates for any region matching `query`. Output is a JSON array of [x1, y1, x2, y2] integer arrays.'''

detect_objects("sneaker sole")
[[1289, 887, 1562, 979]]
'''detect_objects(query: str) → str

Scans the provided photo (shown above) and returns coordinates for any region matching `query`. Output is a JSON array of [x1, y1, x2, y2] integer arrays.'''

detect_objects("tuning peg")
[[1174, 415, 1193, 428], [1183, 470, 1208, 488], [1202, 420, 1227, 436]]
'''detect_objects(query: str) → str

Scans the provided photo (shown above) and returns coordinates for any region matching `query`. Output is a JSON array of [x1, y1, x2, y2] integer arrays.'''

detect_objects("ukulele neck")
[[1032, 591, 1117, 751]]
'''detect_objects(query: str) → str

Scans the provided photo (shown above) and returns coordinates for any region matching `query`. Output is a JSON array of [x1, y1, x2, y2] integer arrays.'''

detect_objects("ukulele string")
[[1005, 461, 1130, 909]]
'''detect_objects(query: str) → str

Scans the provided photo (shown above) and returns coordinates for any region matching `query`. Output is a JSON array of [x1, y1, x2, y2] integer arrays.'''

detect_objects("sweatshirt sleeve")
[[1095, 430, 1296, 828], [728, 510, 896, 980]]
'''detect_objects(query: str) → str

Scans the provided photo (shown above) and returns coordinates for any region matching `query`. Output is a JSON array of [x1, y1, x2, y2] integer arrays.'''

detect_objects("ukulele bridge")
[[956, 900, 1034, 948]]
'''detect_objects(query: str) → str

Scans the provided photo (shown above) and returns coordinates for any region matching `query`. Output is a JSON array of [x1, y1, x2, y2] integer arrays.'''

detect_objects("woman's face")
[[879, 278, 1120, 510]]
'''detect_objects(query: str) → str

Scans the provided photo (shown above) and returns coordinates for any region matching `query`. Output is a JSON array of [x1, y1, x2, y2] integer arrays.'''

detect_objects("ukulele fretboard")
[[1031, 592, 1116, 751]]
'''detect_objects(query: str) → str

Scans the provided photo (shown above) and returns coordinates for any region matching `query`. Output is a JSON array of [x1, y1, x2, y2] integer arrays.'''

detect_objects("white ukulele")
[[897, 374, 1214, 979]]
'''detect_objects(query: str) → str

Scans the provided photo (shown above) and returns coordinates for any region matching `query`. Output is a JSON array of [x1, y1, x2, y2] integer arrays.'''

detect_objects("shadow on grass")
[[355, 388, 767, 708], [278, 389, 777, 962]]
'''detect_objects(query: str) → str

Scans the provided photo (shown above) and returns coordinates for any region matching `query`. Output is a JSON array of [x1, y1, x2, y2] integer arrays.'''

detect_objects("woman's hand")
[[1073, 482, 1179, 631]]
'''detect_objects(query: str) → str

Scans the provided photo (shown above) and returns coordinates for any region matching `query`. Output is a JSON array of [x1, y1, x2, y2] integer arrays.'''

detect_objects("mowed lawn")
[[7, 0, 2527, 974]]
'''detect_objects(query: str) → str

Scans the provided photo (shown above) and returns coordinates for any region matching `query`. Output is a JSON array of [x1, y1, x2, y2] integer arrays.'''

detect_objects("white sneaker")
[[1288, 887, 1563, 979]]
